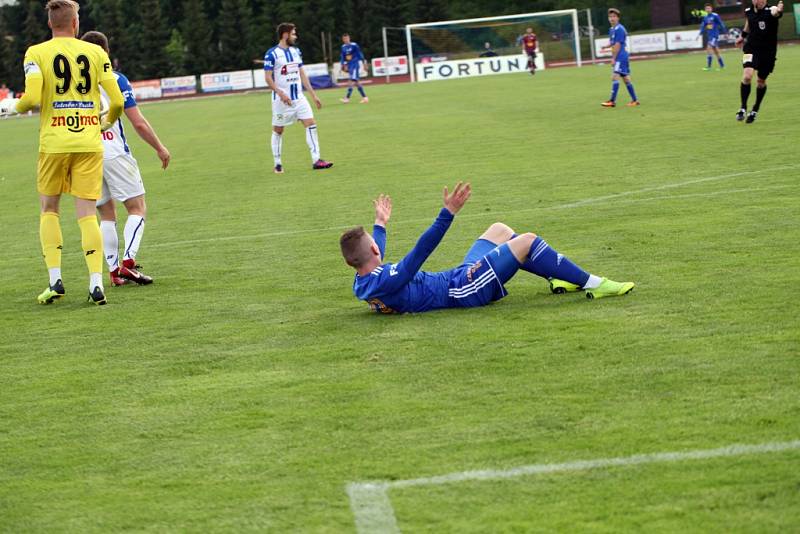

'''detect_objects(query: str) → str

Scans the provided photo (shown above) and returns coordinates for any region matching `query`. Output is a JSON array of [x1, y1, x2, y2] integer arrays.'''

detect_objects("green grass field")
[[1, 47, 799, 532]]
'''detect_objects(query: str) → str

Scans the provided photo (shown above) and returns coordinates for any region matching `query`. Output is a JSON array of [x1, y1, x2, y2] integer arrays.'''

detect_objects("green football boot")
[[549, 278, 583, 294], [585, 278, 635, 300], [37, 279, 65, 304]]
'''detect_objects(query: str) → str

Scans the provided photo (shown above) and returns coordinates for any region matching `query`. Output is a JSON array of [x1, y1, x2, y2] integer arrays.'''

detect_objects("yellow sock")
[[40, 212, 63, 269], [78, 215, 104, 275]]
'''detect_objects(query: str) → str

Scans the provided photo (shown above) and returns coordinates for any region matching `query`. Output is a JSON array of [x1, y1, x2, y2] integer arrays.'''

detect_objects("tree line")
[[0, 0, 650, 91]]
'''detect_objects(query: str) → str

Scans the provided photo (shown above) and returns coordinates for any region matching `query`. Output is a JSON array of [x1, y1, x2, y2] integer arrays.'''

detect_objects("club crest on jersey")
[[759, 21, 766, 30], [466, 260, 483, 282]]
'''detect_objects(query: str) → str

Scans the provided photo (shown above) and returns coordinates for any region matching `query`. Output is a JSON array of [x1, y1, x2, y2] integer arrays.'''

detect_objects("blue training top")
[[341, 42, 364, 67], [609, 24, 629, 58], [353, 209, 455, 313], [699, 13, 727, 39]]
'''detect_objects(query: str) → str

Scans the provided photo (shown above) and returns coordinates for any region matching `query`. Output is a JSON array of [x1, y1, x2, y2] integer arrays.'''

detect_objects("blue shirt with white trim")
[[699, 13, 727, 39], [340, 42, 364, 67], [609, 24, 629, 59], [353, 209, 455, 313]]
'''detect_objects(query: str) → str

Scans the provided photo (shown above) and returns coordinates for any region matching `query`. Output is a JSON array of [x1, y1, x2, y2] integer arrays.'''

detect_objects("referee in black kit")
[[736, 0, 784, 123]]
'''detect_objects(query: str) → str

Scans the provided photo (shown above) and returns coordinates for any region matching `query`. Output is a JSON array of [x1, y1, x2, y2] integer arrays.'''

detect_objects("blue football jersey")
[[341, 43, 364, 66], [699, 13, 727, 38], [353, 209, 455, 313], [609, 24, 629, 58]]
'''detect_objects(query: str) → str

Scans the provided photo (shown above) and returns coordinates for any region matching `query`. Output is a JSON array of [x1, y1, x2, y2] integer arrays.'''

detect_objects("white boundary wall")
[[596, 30, 704, 57]]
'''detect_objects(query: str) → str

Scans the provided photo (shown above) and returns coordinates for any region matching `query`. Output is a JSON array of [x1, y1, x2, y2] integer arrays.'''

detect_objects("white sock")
[[90, 272, 103, 291], [48, 267, 62, 286], [306, 126, 320, 162], [271, 132, 282, 165], [100, 220, 119, 270], [123, 215, 145, 261], [583, 274, 603, 289]]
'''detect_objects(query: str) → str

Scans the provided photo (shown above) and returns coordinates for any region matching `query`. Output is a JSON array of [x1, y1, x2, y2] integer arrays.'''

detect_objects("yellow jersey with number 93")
[[23, 37, 116, 153]]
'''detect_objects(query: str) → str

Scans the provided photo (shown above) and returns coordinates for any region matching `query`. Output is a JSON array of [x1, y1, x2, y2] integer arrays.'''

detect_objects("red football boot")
[[110, 268, 130, 287], [119, 258, 153, 285], [312, 159, 333, 170]]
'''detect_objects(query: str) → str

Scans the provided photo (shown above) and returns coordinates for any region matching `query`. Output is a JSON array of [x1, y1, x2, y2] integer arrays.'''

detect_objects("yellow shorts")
[[37, 152, 104, 200]]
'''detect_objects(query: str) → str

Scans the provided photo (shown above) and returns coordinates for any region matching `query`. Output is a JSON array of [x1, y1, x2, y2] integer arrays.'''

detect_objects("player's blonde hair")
[[46, 0, 79, 30], [340, 227, 372, 268]]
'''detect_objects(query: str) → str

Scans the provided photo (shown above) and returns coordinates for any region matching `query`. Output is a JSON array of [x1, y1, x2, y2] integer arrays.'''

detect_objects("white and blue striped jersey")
[[264, 45, 305, 101], [99, 71, 136, 160]]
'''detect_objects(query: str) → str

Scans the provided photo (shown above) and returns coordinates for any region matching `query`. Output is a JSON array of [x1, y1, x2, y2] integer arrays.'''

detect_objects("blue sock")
[[610, 80, 619, 102], [707, 55, 712, 68], [625, 82, 637, 102], [357, 85, 366, 97], [521, 237, 590, 287], [346, 87, 353, 98], [718, 56, 724, 67]]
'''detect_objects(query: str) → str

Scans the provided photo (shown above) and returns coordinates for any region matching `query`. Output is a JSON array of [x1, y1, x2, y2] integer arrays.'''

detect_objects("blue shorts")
[[708, 36, 719, 48], [348, 64, 360, 81], [448, 239, 520, 308], [613, 56, 630, 76]]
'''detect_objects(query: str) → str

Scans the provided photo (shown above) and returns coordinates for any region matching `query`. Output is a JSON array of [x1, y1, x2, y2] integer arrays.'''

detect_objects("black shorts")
[[743, 48, 776, 79], [526, 50, 537, 60]]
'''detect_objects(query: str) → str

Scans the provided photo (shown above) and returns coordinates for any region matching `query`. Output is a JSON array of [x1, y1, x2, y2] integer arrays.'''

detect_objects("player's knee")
[[273, 126, 284, 135], [514, 232, 537, 247], [487, 222, 514, 240], [757, 79, 767, 88], [124, 196, 146, 216]]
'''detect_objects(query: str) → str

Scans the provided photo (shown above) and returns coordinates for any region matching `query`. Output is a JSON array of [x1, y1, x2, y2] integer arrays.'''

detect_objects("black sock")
[[740, 83, 751, 109], [753, 85, 767, 112]]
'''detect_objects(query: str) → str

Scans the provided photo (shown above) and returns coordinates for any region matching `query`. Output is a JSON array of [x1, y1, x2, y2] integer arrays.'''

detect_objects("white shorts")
[[97, 154, 145, 206], [272, 95, 314, 127]]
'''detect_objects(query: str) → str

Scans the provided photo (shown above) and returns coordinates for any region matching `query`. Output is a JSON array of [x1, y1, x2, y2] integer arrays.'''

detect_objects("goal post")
[[405, 9, 582, 82]]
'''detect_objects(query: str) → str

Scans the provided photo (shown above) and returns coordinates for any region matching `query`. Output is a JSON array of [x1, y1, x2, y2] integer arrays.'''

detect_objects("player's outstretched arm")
[[13, 76, 42, 114], [381, 182, 468, 292], [125, 106, 170, 169], [372, 194, 392, 258]]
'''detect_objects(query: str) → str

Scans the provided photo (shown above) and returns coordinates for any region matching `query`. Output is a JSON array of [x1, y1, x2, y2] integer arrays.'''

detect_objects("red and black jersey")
[[522, 34, 537, 52]]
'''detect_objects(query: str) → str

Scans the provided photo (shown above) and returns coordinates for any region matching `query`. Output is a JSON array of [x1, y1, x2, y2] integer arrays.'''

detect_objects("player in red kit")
[[521, 28, 538, 75]]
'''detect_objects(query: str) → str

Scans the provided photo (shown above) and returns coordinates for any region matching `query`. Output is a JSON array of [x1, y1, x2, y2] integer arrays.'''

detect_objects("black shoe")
[[736, 108, 746, 121], [745, 111, 757, 124], [37, 279, 65, 304], [88, 286, 107, 305], [312, 159, 333, 170]]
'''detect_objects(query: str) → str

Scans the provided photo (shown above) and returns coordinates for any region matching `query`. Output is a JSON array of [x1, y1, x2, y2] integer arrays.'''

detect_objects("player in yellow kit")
[[0, 0, 124, 305]]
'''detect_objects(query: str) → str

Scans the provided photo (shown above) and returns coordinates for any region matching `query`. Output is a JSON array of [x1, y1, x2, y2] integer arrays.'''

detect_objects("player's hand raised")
[[374, 194, 392, 226], [443, 182, 471, 215]]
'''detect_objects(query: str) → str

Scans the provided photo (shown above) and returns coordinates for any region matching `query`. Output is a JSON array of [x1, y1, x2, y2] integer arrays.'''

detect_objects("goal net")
[[405, 10, 582, 82]]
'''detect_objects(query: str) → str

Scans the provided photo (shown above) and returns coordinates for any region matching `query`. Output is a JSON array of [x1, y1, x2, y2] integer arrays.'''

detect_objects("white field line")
[[347, 439, 800, 534], [0, 165, 796, 266]]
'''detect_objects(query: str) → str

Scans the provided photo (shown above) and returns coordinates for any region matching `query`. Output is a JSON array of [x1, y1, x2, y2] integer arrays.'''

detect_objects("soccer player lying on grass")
[[340, 183, 635, 314]]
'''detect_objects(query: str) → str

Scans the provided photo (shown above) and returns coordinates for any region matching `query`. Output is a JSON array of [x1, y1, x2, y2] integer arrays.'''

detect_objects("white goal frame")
[[405, 9, 582, 82]]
